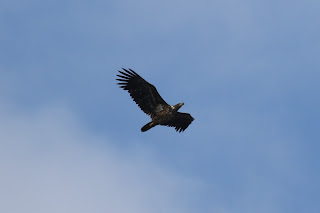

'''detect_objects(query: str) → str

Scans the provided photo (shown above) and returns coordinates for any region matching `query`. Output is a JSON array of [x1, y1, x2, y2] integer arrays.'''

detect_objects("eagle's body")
[[116, 68, 194, 132]]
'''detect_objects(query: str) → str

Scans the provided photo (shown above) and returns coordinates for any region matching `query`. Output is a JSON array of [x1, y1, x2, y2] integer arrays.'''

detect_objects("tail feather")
[[141, 122, 156, 132]]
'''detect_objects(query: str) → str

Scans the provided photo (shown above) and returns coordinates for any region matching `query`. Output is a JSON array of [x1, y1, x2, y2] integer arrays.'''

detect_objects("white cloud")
[[0, 102, 199, 213]]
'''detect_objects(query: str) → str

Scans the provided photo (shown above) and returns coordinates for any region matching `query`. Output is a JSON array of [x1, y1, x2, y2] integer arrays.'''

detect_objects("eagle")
[[116, 68, 194, 132]]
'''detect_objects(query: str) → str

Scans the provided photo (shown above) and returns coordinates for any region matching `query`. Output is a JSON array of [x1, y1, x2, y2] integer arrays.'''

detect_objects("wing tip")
[[120, 68, 138, 77]]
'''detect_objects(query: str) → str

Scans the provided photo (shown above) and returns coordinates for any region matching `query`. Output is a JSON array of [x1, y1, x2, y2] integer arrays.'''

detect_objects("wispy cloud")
[[0, 102, 200, 213]]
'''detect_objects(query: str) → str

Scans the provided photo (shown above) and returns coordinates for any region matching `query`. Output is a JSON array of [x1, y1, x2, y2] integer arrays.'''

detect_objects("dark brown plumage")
[[116, 68, 194, 132]]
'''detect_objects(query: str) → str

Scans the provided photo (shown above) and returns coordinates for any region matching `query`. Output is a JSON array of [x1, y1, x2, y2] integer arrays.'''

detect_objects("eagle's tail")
[[141, 122, 156, 132]]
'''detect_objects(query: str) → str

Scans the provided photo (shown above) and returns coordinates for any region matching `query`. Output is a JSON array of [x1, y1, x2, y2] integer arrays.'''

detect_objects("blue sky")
[[1, 0, 319, 212]]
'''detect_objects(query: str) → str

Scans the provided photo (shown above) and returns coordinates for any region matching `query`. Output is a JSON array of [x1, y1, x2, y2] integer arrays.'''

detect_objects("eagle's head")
[[172, 103, 184, 111]]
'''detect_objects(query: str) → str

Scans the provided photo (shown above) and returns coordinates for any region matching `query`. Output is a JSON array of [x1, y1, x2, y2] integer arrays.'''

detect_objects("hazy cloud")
[[0, 102, 200, 213]]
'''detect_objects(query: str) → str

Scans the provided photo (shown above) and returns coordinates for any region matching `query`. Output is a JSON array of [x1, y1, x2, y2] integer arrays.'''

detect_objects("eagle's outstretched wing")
[[160, 112, 194, 132], [116, 68, 168, 116]]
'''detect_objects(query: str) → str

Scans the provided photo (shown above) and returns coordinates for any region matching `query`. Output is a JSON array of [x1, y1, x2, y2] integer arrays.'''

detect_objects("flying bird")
[[116, 68, 194, 132]]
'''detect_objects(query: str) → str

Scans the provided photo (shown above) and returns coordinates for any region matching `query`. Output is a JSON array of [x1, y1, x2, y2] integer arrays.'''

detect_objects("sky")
[[0, 0, 319, 212]]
